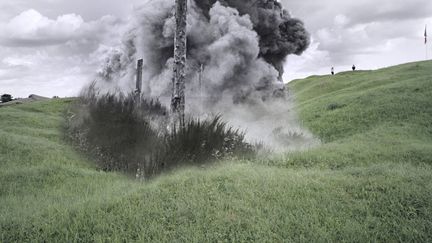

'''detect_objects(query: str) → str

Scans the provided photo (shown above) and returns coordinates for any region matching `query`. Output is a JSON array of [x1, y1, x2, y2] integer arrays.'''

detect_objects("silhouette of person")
[[331, 67, 334, 75], [352, 65, 356, 71]]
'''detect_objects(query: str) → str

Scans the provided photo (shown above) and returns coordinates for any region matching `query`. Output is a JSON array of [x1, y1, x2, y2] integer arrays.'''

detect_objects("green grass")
[[1, 61, 432, 242], [275, 61, 432, 169]]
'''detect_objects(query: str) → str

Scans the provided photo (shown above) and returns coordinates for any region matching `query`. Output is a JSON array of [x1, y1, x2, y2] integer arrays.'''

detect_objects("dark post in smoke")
[[199, 64, 204, 105], [135, 59, 144, 102], [171, 0, 188, 129]]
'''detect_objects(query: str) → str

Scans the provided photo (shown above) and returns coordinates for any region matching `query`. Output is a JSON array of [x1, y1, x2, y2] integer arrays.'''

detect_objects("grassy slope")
[[282, 61, 432, 168], [1, 61, 432, 242]]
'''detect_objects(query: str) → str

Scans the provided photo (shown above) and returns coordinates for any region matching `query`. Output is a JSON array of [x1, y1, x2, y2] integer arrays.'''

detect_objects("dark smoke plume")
[[195, 0, 310, 80], [96, 0, 309, 107], [93, 0, 317, 149]]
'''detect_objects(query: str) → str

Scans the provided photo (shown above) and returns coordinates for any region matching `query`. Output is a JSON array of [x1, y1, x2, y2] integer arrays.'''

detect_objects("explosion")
[[96, 0, 309, 105], [91, 0, 317, 149]]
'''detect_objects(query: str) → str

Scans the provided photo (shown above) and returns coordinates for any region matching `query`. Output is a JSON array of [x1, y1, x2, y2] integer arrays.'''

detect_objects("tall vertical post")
[[199, 64, 203, 93], [425, 25, 429, 61], [135, 59, 143, 102], [171, 0, 187, 129], [425, 25, 428, 60], [199, 64, 204, 112]]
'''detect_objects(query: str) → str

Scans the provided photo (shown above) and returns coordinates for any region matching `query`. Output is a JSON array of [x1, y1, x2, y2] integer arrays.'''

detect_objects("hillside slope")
[[280, 60, 432, 168], [1, 61, 432, 242]]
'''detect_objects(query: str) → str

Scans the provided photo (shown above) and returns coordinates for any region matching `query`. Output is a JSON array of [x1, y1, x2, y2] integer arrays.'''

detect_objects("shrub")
[[67, 92, 166, 176], [1, 94, 13, 103], [160, 116, 255, 169], [66, 87, 254, 178]]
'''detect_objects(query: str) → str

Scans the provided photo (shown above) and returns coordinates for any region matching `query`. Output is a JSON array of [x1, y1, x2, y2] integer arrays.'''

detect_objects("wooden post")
[[199, 64, 203, 94], [135, 59, 143, 102], [199, 64, 204, 111], [171, 0, 187, 129]]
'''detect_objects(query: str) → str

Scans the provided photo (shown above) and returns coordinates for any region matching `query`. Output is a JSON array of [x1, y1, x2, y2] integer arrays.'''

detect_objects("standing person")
[[352, 65, 356, 71], [331, 67, 335, 75]]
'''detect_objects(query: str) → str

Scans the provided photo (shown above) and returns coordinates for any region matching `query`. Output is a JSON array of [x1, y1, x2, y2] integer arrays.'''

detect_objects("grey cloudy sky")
[[0, 0, 431, 97]]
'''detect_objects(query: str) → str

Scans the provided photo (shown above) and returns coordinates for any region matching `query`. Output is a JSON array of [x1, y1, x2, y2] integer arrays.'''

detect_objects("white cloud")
[[0, 9, 83, 46], [334, 14, 350, 27], [0, 9, 126, 97], [0, 9, 123, 48]]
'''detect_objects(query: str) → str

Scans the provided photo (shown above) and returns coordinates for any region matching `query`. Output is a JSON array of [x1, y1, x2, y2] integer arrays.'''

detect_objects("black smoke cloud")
[[195, 0, 310, 79], [95, 0, 310, 108], [92, 0, 317, 150]]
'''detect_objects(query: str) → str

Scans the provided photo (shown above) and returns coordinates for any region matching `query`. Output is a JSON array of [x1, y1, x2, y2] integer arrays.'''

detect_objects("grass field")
[[1, 61, 432, 242]]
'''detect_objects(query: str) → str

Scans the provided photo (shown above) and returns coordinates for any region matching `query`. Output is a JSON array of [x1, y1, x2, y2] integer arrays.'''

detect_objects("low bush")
[[161, 116, 254, 168], [66, 87, 254, 178]]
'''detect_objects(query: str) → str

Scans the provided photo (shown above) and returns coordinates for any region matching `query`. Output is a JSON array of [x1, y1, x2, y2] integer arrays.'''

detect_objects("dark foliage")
[[66, 87, 254, 178], [67, 91, 167, 177], [1, 94, 12, 103], [161, 116, 255, 168]]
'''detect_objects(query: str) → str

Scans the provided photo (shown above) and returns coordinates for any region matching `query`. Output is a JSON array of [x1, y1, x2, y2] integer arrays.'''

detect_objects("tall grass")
[[161, 116, 254, 168], [66, 87, 254, 178]]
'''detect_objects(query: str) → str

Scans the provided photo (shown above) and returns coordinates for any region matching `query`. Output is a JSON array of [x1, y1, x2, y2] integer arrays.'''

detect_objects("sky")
[[0, 0, 431, 98]]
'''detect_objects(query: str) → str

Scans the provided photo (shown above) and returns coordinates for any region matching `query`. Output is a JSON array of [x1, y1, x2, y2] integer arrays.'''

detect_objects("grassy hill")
[[1, 61, 432, 242]]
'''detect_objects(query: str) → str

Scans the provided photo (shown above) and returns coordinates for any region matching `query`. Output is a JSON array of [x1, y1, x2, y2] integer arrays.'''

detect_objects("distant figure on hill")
[[331, 67, 335, 75], [352, 65, 356, 71]]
